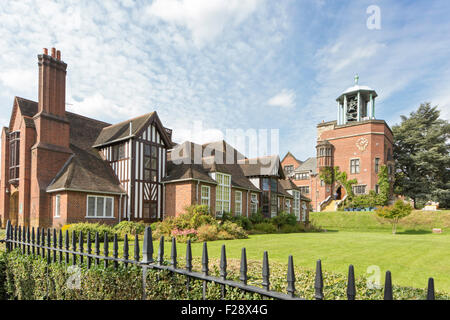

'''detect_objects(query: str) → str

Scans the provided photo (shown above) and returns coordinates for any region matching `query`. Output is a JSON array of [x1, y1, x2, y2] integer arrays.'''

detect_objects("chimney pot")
[[51, 48, 56, 58], [43, 48, 48, 55], [56, 50, 61, 60]]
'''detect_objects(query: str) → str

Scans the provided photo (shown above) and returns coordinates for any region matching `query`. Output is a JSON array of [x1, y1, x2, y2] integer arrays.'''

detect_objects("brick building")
[[0, 48, 310, 228], [281, 76, 394, 211]]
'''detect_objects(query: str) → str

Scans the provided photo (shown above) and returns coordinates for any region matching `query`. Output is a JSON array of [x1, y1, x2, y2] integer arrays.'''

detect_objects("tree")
[[392, 103, 450, 208], [334, 166, 357, 200], [375, 200, 413, 234]]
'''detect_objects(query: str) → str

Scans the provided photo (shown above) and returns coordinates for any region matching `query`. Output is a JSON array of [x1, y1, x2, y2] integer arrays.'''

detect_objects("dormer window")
[[9, 131, 20, 183]]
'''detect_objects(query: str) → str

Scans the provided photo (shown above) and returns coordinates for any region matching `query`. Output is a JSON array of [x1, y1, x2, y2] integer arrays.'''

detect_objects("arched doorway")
[[9, 191, 19, 226], [335, 185, 346, 200]]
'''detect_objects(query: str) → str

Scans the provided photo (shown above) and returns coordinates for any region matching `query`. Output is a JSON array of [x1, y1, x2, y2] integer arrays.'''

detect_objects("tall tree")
[[393, 103, 450, 208]]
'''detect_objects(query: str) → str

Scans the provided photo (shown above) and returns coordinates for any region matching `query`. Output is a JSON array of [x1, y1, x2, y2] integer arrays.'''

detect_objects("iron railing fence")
[[1, 220, 437, 300]]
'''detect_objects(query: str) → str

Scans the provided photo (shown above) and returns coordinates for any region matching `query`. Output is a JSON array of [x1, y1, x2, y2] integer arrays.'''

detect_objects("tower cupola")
[[336, 75, 377, 125]]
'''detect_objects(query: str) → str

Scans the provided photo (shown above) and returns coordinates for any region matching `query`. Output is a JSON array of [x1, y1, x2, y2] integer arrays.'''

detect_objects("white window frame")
[[215, 173, 231, 217], [350, 158, 360, 174], [54, 195, 61, 218], [86, 195, 115, 218], [250, 193, 258, 214], [201, 185, 210, 208], [293, 190, 300, 221], [235, 190, 242, 216]]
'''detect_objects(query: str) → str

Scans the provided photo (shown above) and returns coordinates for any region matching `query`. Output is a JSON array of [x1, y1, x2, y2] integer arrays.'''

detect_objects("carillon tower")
[[336, 75, 377, 125]]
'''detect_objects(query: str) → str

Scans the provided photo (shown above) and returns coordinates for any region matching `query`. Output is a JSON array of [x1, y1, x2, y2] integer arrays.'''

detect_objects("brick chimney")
[[37, 47, 67, 118], [30, 48, 72, 228]]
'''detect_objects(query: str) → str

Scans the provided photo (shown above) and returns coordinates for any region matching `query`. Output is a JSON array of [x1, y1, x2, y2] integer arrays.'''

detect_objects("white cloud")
[[267, 89, 296, 108], [146, 0, 261, 46]]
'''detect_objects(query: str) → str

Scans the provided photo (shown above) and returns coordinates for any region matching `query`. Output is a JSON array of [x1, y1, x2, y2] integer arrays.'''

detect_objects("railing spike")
[[41, 228, 45, 258], [27, 227, 31, 255], [171, 237, 177, 269], [158, 236, 164, 265], [95, 232, 100, 266], [186, 240, 193, 272], [18, 225, 22, 253], [65, 230, 70, 264], [79, 231, 84, 265], [71, 230, 76, 265], [427, 277, 435, 300], [58, 229, 63, 263], [47, 228, 51, 264], [123, 234, 129, 267], [134, 233, 140, 262], [220, 245, 227, 280], [52, 229, 57, 262], [384, 270, 393, 300], [202, 242, 209, 276], [104, 232, 109, 268], [31, 227, 35, 255], [286, 255, 296, 298], [142, 226, 154, 263], [262, 251, 270, 291], [240, 248, 247, 285], [347, 265, 356, 300], [113, 234, 119, 269], [5, 220, 11, 252], [314, 259, 324, 300], [87, 231, 92, 269]]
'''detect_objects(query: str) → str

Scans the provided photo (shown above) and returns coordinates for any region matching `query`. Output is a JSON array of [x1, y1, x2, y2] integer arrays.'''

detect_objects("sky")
[[0, 0, 449, 161]]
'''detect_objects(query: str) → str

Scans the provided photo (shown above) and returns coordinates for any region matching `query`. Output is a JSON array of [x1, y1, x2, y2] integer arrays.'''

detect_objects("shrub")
[[249, 210, 265, 225], [219, 221, 248, 239], [113, 221, 147, 240], [230, 215, 253, 230], [280, 224, 305, 233], [63, 223, 116, 242], [271, 211, 297, 230], [197, 224, 219, 242], [252, 223, 277, 234]]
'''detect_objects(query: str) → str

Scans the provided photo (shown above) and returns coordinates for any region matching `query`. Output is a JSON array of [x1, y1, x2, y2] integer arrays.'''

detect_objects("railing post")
[[286, 255, 296, 298], [142, 227, 154, 264], [87, 231, 92, 269], [36, 227, 40, 256], [27, 227, 31, 255], [186, 240, 192, 294], [46, 228, 51, 264], [347, 265, 356, 300], [113, 234, 119, 270], [18, 225, 22, 253], [384, 271, 393, 300], [95, 232, 100, 266], [58, 230, 63, 263], [240, 248, 248, 285], [31, 227, 35, 256], [104, 232, 109, 269], [13, 225, 17, 250], [65, 230, 70, 264], [5, 220, 11, 252], [79, 231, 84, 265], [314, 260, 324, 300], [171, 237, 177, 269], [427, 278, 435, 300], [71, 230, 77, 266], [220, 245, 227, 299], [52, 229, 57, 263], [262, 251, 270, 291], [134, 233, 140, 262], [202, 242, 209, 300], [41, 228, 45, 259], [123, 234, 129, 268], [158, 236, 164, 265]]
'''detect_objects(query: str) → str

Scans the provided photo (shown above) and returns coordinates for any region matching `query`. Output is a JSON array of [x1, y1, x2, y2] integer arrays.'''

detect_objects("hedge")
[[1, 249, 449, 300]]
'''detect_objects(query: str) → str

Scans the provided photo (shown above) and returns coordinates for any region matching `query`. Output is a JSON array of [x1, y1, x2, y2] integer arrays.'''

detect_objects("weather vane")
[[354, 74, 359, 85]]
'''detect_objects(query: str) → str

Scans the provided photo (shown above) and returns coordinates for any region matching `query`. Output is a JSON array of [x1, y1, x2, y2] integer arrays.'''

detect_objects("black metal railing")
[[1, 220, 437, 300]]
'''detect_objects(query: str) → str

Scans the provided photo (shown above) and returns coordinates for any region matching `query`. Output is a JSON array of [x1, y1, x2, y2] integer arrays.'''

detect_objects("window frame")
[[250, 193, 258, 214], [374, 157, 380, 174], [350, 158, 360, 174], [299, 186, 310, 194], [54, 195, 61, 218], [215, 173, 231, 217], [86, 195, 115, 219], [293, 190, 300, 221], [201, 185, 210, 208], [352, 185, 367, 195], [235, 190, 242, 216]]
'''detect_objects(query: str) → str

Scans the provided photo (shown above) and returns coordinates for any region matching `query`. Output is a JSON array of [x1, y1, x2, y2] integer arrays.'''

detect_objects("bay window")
[[87, 195, 114, 218]]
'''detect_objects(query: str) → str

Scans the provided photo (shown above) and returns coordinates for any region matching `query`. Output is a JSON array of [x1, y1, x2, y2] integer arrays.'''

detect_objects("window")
[[215, 173, 231, 217], [388, 164, 393, 175], [375, 158, 380, 173], [86, 195, 114, 218], [285, 199, 291, 213], [293, 191, 300, 221], [301, 202, 307, 222], [250, 193, 258, 214], [54, 195, 61, 217], [201, 186, 210, 208], [352, 185, 366, 195], [144, 144, 158, 182], [112, 144, 125, 161], [235, 191, 242, 216], [284, 165, 294, 174], [375, 184, 379, 194], [295, 172, 309, 180], [9, 131, 20, 181], [350, 159, 360, 174], [261, 178, 278, 217], [143, 202, 157, 219], [299, 186, 310, 194]]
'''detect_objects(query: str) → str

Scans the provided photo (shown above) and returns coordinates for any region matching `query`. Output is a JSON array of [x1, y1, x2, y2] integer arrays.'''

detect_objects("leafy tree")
[[392, 103, 450, 208], [375, 200, 413, 234]]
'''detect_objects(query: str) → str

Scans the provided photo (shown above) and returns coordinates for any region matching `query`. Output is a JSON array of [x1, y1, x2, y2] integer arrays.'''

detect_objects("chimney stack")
[[37, 47, 67, 118]]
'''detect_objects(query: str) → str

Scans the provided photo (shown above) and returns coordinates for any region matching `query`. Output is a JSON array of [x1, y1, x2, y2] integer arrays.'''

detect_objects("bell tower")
[[336, 75, 377, 125]]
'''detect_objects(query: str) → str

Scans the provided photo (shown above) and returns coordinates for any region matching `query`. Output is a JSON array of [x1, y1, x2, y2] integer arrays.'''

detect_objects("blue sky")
[[0, 0, 449, 161]]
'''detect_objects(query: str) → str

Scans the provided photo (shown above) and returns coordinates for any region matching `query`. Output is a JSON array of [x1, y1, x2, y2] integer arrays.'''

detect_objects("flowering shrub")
[[170, 228, 198, 243]]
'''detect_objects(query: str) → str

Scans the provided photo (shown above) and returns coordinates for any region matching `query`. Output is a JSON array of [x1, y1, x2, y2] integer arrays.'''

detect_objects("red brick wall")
[[281, 153, 301, 171], [164, 181, 195, 218]]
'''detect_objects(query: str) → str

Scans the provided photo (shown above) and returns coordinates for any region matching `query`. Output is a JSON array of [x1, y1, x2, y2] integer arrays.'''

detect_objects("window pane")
[[143, 202, 150, 218], [105, 198, 113, 217], [96, 197, 104, 217], [144, 144, 151, 156], [151, 158, 157, 170], [151, 146, 157, 158], [144, 169, 150, 180], [87, 197, 95, 217]]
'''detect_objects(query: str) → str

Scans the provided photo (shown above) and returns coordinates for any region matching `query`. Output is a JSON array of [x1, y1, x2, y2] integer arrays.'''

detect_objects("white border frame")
[[86, 195, 115, 219]]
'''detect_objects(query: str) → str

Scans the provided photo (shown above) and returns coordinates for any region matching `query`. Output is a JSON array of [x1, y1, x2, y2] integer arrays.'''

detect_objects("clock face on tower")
[[346, 96, 358, 122]]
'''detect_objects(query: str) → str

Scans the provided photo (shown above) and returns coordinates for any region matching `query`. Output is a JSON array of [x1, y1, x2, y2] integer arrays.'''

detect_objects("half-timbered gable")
[[93, 112, 172, 222]]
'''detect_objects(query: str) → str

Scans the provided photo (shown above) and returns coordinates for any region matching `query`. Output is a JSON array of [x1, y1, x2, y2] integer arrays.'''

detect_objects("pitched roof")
[[93, 112, 154, 147], [281, 151, 303, 166], [278, 179, 312, 201], [238, 155, 285, 178], [15, 97, 38, 117], [294, 157, 317, 173]]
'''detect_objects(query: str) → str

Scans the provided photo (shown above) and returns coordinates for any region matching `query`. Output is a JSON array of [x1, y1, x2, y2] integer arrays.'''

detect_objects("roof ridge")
[[15, 96, 37, 103], [66, 111, 111, 126], [102, 112, 154, 130]]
